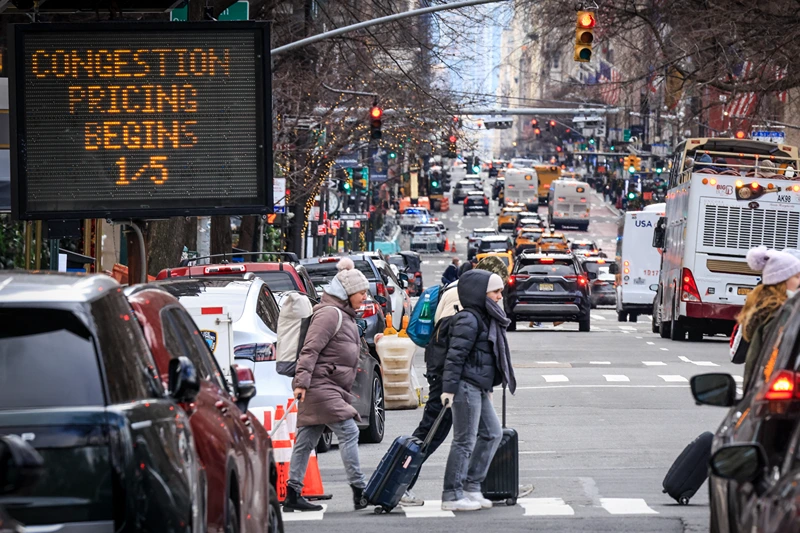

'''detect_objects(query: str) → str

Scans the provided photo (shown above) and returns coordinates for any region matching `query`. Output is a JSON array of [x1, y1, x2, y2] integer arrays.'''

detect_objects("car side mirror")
[[356, 318, 368, 337], [399, 272, 409, 285], [587, 271, 597, 280], [232, 365, 257, 412], [168, 356, 200, 404], [0, 435, 44, 496], [608, 263, 619, 275], [710, 444, 767, 485], [650, 284, 659, 292], [690, 373, 737, 407], [374, 295, 388, 306]]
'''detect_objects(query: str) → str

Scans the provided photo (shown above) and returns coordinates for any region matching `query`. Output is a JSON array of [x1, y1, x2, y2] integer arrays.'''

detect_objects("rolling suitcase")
[[662, 431, 714, 505], [362, 405, 448, 514], [481, 385, 519, 505]]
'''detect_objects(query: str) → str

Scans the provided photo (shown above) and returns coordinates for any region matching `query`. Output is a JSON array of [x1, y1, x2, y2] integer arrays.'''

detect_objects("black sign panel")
[[9, 22, 272, 220]]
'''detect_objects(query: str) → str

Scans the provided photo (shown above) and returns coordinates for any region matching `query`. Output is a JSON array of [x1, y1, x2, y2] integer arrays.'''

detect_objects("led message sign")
[[9, 22, 271, 220]]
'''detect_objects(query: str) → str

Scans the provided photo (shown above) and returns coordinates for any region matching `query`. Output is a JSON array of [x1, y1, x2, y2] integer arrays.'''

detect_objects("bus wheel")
[[688, 330, 703, 342], [617, 311, 628, 322], [670, 319, 687, 341], [659, 318, 671, 339], [629, 313, 638, 323]]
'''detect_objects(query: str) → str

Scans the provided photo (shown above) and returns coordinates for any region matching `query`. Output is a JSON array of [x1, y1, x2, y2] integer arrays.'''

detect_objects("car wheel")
[[651, 311, 659, 334], [579, 316, 591, 332], [617, 311, 628, 322], [269, 481, 284, 533], [226, 495, 240, 533], [316, 428, 333, 453], [688, 330, 703, 342], [659, 316, 672, 339], [361, 373, 385, 443], [507, 313, 517, 331], [670, 318, 686, 341], [629, 313, 638, 323]]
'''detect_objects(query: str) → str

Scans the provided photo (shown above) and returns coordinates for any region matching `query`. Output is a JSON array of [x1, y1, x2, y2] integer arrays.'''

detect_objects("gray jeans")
[[442, 381, 503, 501], [287, 418, 366, 492]]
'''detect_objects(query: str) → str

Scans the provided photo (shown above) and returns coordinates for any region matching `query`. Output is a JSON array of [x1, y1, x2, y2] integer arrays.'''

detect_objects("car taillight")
[[594, 281, 608, 286], [509, 274, 528, 286], [205, 264, 246, 275], [234, 343, 276, 362], [376, 282, 388, 306], [319, 257, 339, 263], [762, 370, 800, 401], [359, 302, 379, 319], [681, 268, 702, 303], [566, 274, 588, 286], [540, 258, 554, 263]]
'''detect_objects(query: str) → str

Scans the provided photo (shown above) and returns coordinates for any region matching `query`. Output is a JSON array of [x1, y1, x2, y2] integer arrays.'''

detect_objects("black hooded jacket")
[[442, 270, 500, 394]]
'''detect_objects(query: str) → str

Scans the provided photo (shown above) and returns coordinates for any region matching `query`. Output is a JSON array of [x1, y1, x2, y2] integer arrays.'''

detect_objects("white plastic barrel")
[[375, 332, 419, 410]]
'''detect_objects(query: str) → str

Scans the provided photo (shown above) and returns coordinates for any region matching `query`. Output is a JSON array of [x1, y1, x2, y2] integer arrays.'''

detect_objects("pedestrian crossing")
[[516, 371, 741, 387], [281, 496, 663, 521]]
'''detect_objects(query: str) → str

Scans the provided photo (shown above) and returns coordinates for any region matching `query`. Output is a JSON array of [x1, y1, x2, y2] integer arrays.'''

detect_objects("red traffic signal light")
[[735, 130, 746, 139], [531, 119, 538, 126], [448, 135, 457, 143], [574, 11, 596, 62], [549, 120, 556, 128], [578, 11, 596, 28], [556, 146, 562, 152], [565, 128, 571, 133], [533, 128, 541, 135], [370, 106, 383, 119]]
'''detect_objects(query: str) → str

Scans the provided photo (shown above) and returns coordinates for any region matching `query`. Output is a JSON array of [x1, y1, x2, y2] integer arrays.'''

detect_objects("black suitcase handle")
[[422, 402, 450, 452]]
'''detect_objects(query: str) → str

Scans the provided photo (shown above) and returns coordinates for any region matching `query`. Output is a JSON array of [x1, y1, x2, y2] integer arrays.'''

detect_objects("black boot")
[[283, 486, 323, 512], [351, 485, 368, 510]]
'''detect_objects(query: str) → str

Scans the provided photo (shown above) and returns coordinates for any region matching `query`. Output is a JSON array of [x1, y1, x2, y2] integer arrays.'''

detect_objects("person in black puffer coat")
[[439, 269, 514, 512]]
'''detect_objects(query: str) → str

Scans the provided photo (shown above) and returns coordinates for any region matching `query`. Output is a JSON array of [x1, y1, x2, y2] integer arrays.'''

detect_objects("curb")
[[593, 191, 622, 217]]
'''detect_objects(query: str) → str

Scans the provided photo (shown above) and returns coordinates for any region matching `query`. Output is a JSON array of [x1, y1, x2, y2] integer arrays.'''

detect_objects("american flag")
[[725, 61, 787, 117], [597, 60, 621, 106]]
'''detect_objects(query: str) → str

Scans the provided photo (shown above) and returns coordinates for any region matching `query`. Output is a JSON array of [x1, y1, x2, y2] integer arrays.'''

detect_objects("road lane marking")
[[519, 450, 557, 454], [517, 385, 688, 390], [660, 348, 669, 351], [590, 361, 611, 365], [591, 314, 607, 320], [604, 375, 630, 382], [618, 326, 636, 331], [543, 374, 569, 382], [282, 504, 327, 521], [678, 356, 692, 362], [693, 361, 719, 366], [600, 498, 658, 515], [519, 498, 575, 516], [659, 375, 688, 382], [646, 342, 655, 345], [402, 501, 454, 518], [643, 361, 666, 366], [537, 361, 561, 364], [635, 336, 643, 339]]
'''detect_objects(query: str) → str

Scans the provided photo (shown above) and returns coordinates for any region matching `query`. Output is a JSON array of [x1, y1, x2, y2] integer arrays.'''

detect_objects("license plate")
[[737, 287, 753, 296], [539, 283, 554, 291]]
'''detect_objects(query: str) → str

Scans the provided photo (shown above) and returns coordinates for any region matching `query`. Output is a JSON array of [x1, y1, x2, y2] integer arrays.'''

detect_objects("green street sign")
[[623, 129, 631, 142], [171, 0, 249, 21]]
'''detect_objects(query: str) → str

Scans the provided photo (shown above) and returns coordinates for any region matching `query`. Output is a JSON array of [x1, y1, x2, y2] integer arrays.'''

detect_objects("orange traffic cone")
[[451, 240, 457, 252], [270, 405, 293, 503], [286, 397, 298, 442], [301, 449, 331, 500], [444, 239, 451, 252]]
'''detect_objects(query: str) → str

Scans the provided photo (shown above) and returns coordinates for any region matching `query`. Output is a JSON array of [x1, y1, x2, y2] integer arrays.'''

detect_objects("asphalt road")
[[284, 175, 731, 533]]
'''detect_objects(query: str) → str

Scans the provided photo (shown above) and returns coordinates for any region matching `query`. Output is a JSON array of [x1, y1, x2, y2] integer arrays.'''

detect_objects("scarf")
[[485, 297, 516, 394]]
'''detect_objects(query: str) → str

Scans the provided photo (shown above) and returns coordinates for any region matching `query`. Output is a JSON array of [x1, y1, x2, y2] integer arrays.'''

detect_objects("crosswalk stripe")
[[402, 500, 454, 518], [692, 361, 719, 367], [599, 498, 658, 515], [618, 325, 636, 331], [543, 374, 569, 382], [518, 498, 575, 516], [646, 341, 655, 345], [659, 375, 688, 382], [604, 375, 630, 382], [591, 313, 607, 320], [660, 348, 669, 351], [733, 375, 743, 383], [281, 504, 327, 521], [590, 361, 611, 365], [642, 361, 666, 366]]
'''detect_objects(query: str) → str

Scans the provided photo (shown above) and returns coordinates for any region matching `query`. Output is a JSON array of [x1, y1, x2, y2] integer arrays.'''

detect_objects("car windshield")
[[541, 237, 565, 243], [0, 308, 105, 409], [582, 262, 607, 274], [254, 271, 299, 292], [388, 256, 405, 268], [518, 261, 576, 276], [520, 232, 540, 239], [305, 259, 377, 281], [159, 279, 250, 322], [572, 243, 596, 250], [480, 240, 509, 251]]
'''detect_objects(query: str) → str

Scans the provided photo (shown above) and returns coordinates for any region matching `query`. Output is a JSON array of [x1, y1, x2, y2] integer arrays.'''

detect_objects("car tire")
[[629, 313, 638, 323], [670, 318, 687, 341], [269, 481, 284, 533], [688, 330, 704, 342], [651, 312, 659, 334], [579, 316, 591, 332], [617, 311, 628, 322], [659, 317, 672, 339], [360, 373, 385, 444], [316, 428, 333, 453], [507, 314, 517, 332]]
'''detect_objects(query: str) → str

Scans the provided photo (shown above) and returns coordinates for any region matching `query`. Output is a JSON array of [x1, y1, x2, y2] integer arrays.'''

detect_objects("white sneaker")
[[441, 498, 482, 512], [400, 490, 424, 506], [464, 491, 493, 509]]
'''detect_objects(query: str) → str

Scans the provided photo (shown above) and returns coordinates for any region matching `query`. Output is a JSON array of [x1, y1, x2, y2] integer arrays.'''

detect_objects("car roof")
[[519, 253, 574, 261], [158, 260, 301, 280], [466, 190, 485, 195], [0, 272, 120, 304], [571, 239, 596, 244], [481, 235, 510, 242], [412, 224, 438, 229], [152, 278, 259, 322], [541, 232, 565, 238], [472, 227, 498, 233]]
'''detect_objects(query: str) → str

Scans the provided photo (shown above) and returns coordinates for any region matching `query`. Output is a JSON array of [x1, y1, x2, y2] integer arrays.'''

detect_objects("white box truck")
[[612, 204, 666, 322]]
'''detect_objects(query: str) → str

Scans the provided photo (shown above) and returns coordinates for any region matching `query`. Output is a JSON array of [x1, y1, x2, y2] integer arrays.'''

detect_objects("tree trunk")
[[210, 215, 233, 255], [183, 217, 197, 252], [238, 216, 258, 252], [147, 218, 189, 277]]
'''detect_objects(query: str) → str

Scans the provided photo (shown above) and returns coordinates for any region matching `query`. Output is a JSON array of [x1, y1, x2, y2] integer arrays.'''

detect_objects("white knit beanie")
[[486, 273, 505, 293], [335, 257, 370, 296], [747, 246, 800, 285]]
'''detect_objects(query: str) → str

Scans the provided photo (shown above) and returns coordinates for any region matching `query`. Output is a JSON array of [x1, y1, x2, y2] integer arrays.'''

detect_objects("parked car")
[[463, 190, 490, 215], [690, 295, 800, 533], [126, 286, 282, 533], [452, 179, 482, 203], [0, 273, 204, 533], [387, 251, 423, 296], [0, 435, 44, 533], [508, 252, 593, 331], [410, 223, 445, 252], [156, 251, 320, 302], [301, 255, 409, 329], [468, 227, 500, 260], [155, 277, 294, 413]]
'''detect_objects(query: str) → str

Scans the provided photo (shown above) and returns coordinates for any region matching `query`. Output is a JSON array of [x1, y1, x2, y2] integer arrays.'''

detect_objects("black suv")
[[463, 190, 490, 215], [0, 273, 204, 533], [507, 253, 593, 331]]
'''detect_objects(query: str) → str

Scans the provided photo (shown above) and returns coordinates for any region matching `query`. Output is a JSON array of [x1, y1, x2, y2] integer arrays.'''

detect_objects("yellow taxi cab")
[[498, 206, 524, 231], [476, 251, 514, 274], [516, 224, 544, 238], [515, 228, 543, 254], [536, 232, 569, 253]]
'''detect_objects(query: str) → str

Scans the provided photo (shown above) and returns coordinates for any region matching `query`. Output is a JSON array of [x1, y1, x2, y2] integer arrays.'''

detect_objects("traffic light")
[[447, 134, 458, 157], [548, 120, 556, 131], [342, 168, 353, 193], [369, 106, 383, 140], [531, 119, 538, 128], [654, 159, 665, 174], [388, 151, 397, 159], [534, 128, 541, 139], [634, 156, 642, 172], [574, 11, 596, 63], [735, 130, 746, 139], [625, 155, 636, 174], [359, 167, 369, 191], [627, 191, 636, 200]]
